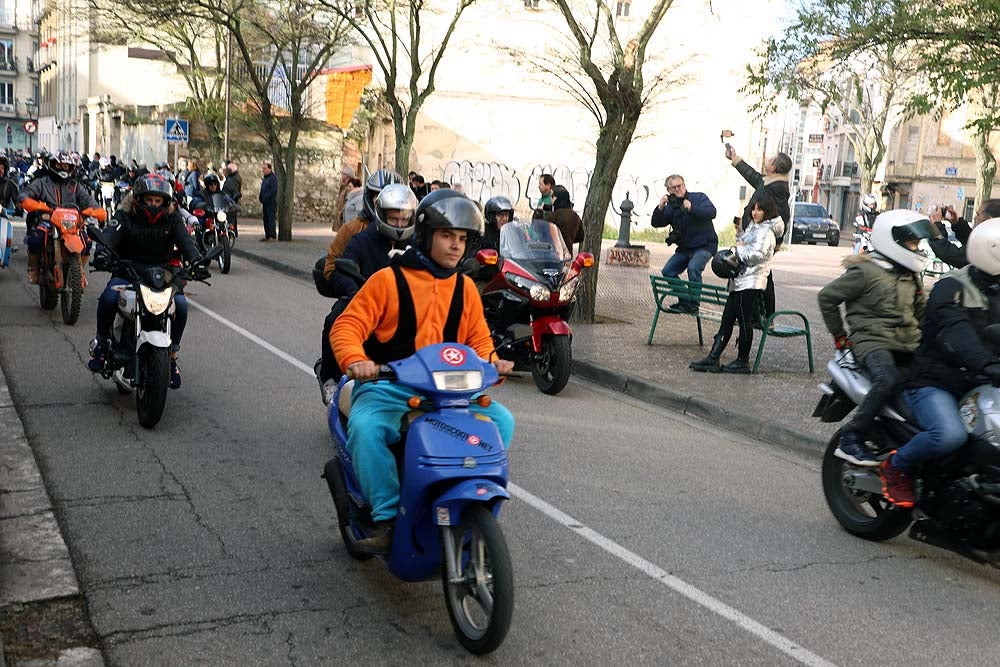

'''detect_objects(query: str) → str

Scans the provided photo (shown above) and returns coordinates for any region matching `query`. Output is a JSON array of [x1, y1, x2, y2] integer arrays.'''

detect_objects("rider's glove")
[[834, 334, 852, 350], [90, 250, 111, 271], [985, 362, 1000, 387], [191, 266, 211, 281]]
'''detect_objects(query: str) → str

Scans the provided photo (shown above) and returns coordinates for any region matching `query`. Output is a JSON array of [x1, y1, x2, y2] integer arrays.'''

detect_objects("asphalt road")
[[2, 244, 999, 666]]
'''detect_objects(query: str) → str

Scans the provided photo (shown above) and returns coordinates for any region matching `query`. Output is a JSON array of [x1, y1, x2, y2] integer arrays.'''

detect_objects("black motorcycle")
[[87, 225, 221, 428], [815, 331, 1000, 567], [190, 192, 238, 274]]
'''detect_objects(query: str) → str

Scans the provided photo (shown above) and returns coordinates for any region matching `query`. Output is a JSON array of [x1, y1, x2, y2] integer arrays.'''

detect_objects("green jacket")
[[817, 254, 926, 361]]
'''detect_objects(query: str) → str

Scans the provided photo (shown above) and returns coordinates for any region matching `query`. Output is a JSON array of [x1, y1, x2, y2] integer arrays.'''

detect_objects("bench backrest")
[[650, 275, 729, 309]]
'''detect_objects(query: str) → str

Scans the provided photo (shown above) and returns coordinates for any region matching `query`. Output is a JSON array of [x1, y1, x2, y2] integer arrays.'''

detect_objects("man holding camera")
[[651, 174, 718, 313]]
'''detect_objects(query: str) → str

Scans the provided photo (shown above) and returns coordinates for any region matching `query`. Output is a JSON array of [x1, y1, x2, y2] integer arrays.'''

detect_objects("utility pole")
[[224, 29, 232, 160]]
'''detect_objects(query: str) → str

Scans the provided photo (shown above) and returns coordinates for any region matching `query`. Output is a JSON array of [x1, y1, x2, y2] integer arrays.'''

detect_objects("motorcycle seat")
[[338, 380, 355, 417]]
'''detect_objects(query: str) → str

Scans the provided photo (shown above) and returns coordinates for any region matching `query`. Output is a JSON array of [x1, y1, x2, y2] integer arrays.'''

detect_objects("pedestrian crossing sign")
[[164, 119, 189, 143]]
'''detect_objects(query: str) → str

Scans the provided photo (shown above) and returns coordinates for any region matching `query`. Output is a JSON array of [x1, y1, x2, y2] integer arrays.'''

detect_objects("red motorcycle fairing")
[[530, 315, 571, 352]]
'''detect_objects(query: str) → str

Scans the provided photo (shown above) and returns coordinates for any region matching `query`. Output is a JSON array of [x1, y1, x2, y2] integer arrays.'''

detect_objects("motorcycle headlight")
[[217, 210, 228, 222], [62, 219, 77, 230], [432, 370, 483, 391], [139, 285, 173, 315], [558, 275, 581, 302], [507, 273, 551, 302]]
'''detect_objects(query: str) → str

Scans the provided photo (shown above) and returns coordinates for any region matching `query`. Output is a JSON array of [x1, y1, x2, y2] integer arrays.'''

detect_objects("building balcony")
[[0, 58, 17, 75], [840, 162, 858, 178], [0, 102, 17, 117], [0, 8, 15, 33]]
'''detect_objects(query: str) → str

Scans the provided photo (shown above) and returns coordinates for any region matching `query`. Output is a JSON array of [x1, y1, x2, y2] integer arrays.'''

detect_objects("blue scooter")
[[0, 208, 13, 269], [323, 343, 514, 654]]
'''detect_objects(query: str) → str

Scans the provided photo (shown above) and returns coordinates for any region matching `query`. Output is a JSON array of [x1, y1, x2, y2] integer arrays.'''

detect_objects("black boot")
[[720, 358, 751, 374], [689, 335, 726, 373]]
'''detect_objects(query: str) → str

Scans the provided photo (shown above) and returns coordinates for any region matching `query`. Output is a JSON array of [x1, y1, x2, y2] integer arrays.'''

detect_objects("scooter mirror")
[[476, 249, 499, 266]]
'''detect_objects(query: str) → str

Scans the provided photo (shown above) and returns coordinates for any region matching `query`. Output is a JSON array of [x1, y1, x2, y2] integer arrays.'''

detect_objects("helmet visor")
[[892, 219, 935, 245]]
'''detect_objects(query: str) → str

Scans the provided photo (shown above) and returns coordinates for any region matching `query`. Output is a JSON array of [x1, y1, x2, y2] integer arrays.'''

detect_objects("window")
[[903, 126, 919, 164], [524, 0, 540, 8], [0, 82, 13, 105], [616, 1, 631, 16], [0, 39, 11, 63]]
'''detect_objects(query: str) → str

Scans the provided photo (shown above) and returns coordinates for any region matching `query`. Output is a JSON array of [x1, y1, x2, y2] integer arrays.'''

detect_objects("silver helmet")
[[374, 183, 418, 242]]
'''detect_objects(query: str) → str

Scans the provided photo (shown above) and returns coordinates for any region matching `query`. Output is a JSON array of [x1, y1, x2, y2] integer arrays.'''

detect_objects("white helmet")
[[374, 183, 418, 242], [869, 209, 934, 273], [861, 194, 878, 213], [967, 218, 1000, 276]]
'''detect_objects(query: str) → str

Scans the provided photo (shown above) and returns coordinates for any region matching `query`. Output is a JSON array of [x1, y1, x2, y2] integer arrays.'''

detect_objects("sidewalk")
[[232, 220, 845, 454]]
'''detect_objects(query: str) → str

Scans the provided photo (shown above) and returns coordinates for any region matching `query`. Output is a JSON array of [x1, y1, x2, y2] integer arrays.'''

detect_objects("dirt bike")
[[815, 339, 1000, 567], [36, 207, 91, 325]]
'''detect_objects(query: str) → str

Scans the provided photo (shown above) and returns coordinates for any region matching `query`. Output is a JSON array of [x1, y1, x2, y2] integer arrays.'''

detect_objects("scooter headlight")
[[432, 370, 483, 391], [558, 275, 581, 302], [217, 210, 228, 222], [139, 285, 173, 315]]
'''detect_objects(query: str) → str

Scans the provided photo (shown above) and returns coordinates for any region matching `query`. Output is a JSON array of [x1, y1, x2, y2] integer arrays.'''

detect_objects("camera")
[[665, 229, 681, 246], [667, 193, 685, 209]]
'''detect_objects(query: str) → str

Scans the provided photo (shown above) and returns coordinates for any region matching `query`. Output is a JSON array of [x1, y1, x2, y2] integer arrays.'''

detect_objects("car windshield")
[[795, 204, 827, 218]]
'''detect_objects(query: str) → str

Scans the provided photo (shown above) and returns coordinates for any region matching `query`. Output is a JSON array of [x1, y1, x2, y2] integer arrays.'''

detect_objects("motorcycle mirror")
[[334, 258, 364, 283], [203, 244, 224, 262], [87, 223, 110, 247], [476, 249, 499, 266], [572, 252, 595, 271]]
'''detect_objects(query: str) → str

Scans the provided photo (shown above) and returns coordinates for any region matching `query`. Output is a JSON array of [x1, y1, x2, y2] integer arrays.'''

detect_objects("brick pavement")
[[231, 221, 854, 450]]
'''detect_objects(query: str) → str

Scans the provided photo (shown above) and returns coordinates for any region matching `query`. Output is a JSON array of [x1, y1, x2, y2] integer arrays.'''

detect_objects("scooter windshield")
[[499, 219, 568, 272]]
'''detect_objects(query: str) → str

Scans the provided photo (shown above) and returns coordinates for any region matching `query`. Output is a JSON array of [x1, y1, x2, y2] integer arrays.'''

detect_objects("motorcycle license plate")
[[101, 184, 115, 197], [812, 233, 827, 239]]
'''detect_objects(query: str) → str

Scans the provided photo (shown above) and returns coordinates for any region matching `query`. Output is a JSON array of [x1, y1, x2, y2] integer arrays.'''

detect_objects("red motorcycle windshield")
[[499, 220, 570, 263]]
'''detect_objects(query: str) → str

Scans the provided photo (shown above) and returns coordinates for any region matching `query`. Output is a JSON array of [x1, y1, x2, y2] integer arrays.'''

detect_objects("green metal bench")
[[648, 275, 814, 374]]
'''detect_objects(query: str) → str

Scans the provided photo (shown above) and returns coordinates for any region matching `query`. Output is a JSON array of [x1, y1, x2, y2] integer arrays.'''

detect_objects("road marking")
[[188, 297, 837, 667]]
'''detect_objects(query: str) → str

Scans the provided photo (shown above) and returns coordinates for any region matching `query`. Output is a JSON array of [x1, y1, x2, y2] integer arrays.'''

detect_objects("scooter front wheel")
[[441, 504, 513, 654]]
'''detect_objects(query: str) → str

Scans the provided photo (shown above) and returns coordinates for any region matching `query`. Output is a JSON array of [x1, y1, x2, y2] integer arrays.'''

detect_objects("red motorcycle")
[[476, 219, 593, 395]]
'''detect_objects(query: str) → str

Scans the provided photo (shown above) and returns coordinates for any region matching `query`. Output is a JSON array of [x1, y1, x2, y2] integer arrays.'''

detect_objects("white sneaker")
[[322, 379, 337, 406]]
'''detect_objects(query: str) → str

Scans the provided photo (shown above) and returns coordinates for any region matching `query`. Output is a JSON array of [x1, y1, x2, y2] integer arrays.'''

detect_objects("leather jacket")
[[730, 217, 777, 292]]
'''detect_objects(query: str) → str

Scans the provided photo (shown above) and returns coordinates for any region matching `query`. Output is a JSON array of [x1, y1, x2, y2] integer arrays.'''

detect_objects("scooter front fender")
[[432, 478, 510, 527], [137, 329, 171, 350], [531, 315, 571, 353]]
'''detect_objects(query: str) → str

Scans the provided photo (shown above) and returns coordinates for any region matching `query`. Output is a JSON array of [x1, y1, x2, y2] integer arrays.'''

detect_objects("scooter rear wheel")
[[821, 430, 911, 541], [323, 457, 374, 561], [442, 504, 513, 654]]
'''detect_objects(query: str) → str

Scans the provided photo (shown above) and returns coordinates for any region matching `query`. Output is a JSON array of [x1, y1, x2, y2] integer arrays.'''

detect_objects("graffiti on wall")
[[442, 159, 665, 221]]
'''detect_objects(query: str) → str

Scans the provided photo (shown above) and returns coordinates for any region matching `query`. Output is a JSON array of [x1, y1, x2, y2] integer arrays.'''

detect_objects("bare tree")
[[546, 0, 674, 323], [328, 0, 477, 176], [87, 1, 229, 156]]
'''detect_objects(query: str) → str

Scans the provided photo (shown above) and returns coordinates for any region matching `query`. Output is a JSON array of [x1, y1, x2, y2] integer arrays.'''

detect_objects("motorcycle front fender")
[[61, 232, 85, 255], [531, 315, 571, 353], [432, 479, 510, 527]]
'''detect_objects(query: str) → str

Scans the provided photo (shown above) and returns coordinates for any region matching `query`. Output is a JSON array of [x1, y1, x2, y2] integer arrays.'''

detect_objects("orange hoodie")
[[331, 264, 495, 370]]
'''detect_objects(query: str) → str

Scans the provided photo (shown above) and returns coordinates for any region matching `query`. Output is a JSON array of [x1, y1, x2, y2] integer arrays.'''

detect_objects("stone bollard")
[[606, 192, 650, 267]]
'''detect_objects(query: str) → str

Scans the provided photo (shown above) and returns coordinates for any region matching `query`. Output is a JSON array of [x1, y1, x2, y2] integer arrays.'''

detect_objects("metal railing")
[[0, 58, 16, 73], [840, 162, 858, 178]]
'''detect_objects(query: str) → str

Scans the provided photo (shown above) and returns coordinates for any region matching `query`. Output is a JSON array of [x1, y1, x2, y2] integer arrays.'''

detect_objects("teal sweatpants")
[[346, 382, 515, 522]]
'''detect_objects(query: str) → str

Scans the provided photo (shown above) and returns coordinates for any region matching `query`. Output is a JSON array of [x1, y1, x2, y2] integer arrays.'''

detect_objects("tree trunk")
[[973, 124, 997, 211], [575, 114, 638, 323]]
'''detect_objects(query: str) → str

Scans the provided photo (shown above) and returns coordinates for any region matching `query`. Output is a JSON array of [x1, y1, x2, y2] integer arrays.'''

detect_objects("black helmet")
[[711, 248, 742, 279], [133, 174, 173, 225], [484, 196, 514, 228], [363, 169, 403, 221], [414, 189, 483, 256], [204, 173, 221, 191]]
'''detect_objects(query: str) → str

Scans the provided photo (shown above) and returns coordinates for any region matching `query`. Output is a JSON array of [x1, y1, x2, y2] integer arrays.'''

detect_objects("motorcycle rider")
[[86, 174, 205, 390], [0, 156, 19, 211], [315, 183, 418, 405], [481, 195, 514, 253], [330, 189, 515, 554], [321, 169, 404, 280], [817, 210, 930, 466], [878, 218, 1000, 507], [19, 151, 107, 284]]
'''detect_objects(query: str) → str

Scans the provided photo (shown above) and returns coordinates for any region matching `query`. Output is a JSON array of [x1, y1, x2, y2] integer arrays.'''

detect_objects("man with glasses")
[[651, 174, 718, 313], [927, 199, 1000, 270]]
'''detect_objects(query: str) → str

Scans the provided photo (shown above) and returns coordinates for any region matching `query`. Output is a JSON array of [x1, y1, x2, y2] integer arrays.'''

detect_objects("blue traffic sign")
[[165, 118, 189, 143]]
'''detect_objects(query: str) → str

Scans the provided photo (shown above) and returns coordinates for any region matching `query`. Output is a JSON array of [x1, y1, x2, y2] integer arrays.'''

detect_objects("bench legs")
[[647, 308, 661, 345], [751, 312, 815, 374]]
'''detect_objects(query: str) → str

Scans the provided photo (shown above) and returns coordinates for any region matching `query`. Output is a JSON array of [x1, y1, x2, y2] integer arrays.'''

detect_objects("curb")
[[234, 246, 828, 458], [571, 360, 827, 458], [231, 245, 312, 282]]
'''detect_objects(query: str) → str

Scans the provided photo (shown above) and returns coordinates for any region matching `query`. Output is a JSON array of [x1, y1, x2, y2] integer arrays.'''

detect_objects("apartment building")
[[0, 0, 40, 153]]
